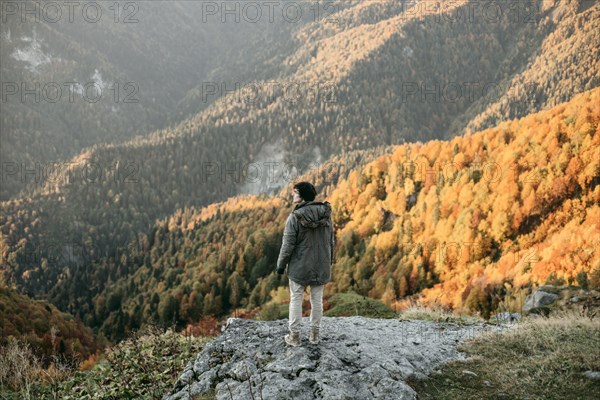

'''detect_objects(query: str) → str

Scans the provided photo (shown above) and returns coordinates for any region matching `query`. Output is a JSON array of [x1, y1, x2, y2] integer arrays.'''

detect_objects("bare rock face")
[[523, 290, 559, 312], [164, 316, 507, 400]]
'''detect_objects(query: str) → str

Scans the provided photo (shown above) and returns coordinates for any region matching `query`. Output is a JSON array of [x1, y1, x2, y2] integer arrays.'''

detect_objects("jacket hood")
[[292, 201, 332, 229]]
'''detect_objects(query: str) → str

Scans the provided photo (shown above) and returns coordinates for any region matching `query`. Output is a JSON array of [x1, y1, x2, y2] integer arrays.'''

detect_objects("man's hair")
[[293, 181, 317, 201]]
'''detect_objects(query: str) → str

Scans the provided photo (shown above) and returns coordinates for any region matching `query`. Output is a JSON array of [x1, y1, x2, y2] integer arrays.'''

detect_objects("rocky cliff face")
[[164, 316, 510, 400]]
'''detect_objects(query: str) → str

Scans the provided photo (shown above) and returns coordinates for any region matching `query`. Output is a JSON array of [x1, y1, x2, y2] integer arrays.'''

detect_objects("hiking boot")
[[309, 327, 320, 344], [284, 331, 301, 347]]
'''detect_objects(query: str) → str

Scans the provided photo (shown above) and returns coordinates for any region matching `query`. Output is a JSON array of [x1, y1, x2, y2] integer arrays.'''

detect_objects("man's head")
[[292, 181, 317, 202]]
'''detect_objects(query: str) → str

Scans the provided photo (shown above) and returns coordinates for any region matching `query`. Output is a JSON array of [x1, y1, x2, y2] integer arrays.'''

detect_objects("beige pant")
[[288, 278, 324, 334]]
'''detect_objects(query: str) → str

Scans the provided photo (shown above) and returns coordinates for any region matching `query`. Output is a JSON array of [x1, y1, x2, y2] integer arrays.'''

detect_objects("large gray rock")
[[523, 290, 559, 312], [164, 316, 508, 400]]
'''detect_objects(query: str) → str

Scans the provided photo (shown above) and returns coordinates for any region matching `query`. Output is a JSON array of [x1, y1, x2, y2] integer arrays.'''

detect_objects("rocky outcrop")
[[164, 316, 509, 400], [523, 290, 559, 312]]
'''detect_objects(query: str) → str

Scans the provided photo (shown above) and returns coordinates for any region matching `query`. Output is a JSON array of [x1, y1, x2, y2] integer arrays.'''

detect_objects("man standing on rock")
[[276, 181, 335, 346]]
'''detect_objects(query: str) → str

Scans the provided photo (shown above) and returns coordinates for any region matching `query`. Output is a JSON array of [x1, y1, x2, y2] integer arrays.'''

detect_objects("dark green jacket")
[[276, 200, 335, 286]]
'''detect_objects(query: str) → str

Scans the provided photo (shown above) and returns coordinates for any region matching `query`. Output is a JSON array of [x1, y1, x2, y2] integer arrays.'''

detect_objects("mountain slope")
[[1, 0, 598, 335], [0, 282, 103, 363], [90, 88, 599, 339], [0, 0, 319, 200], [456, 0, 600, 136], [0, 145, 393, 332]]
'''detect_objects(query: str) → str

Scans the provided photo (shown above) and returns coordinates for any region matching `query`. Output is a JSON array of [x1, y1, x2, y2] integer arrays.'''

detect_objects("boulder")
[[523, 290, 559, 312]]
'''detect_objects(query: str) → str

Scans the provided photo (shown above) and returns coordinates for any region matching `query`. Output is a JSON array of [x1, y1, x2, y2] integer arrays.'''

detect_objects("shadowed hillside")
[[0, 0, 328, 200], [0, 281, 103, 365]]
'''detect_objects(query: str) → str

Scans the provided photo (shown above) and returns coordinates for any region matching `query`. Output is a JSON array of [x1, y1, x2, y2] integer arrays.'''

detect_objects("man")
[[276, 181, 335, 346]]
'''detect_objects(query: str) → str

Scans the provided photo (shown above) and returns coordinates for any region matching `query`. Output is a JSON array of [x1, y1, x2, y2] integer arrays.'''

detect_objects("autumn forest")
[[1, 0, 599, 375]]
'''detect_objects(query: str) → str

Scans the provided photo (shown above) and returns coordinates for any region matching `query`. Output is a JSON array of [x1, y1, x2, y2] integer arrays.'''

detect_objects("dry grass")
[[408, 310, 600, 399], [399, 304, 484, 325]]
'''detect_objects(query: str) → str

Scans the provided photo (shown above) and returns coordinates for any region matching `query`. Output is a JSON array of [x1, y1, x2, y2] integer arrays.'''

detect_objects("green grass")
[[323, 290, 396, 318], [408, 310, 600, 400]]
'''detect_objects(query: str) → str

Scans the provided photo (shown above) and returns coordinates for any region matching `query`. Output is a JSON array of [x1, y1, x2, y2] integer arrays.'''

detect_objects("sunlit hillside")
[[1, 1, 599, 381], [2, 2, 598, 327], [87, 88, 600, 339]]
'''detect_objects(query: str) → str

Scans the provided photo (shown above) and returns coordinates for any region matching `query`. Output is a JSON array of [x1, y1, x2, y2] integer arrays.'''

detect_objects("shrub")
[[590, 266, 600, 290], [576, 271, 589, 290], [0, 338, 41, 394], [464, 285, 493, 319], [0, 336, 76, 400], [323, 290, 396, 318], [1, 325, 212, 400], [545, 272, 565, 287], [257, 302, 281, 321], [183, 315, 221, 337]]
